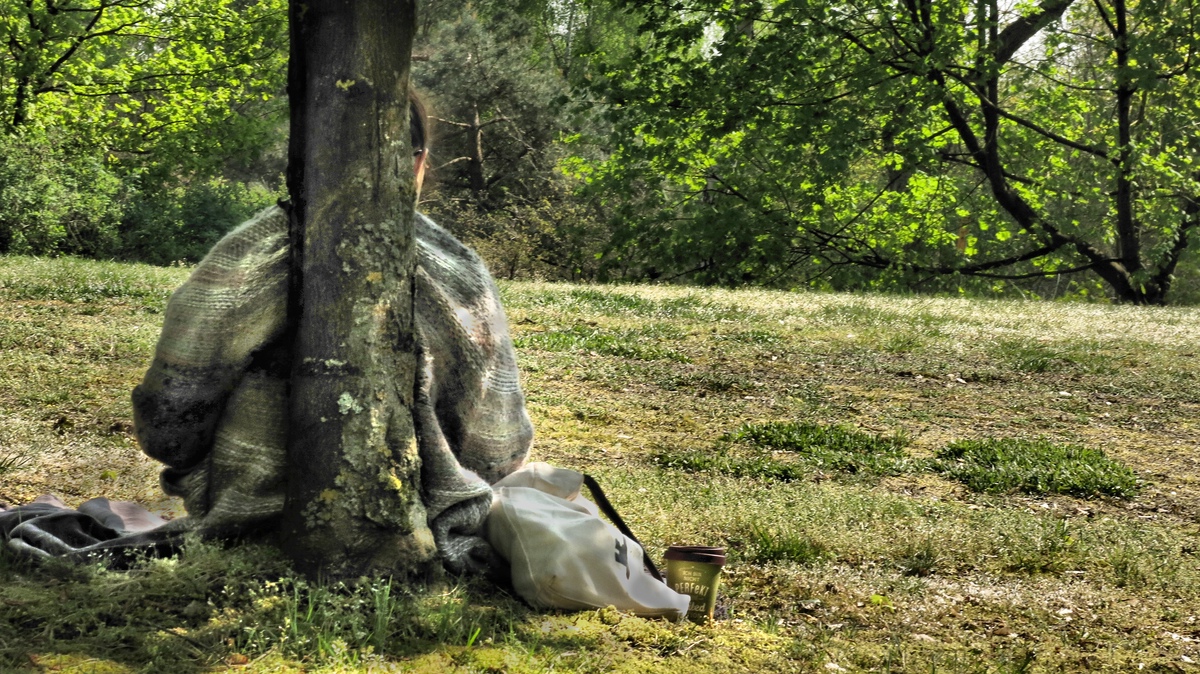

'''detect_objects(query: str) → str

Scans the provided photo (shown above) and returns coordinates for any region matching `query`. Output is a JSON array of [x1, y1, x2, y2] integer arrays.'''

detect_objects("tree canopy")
[[585, 0, 1200, 303], [0, 0, 287, 262], [3, 0, 1200, 303], [1, 0, 285, 168]]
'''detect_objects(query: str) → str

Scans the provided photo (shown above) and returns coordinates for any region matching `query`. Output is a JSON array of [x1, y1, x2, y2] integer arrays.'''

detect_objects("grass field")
[[0, 255, 1198, 673]]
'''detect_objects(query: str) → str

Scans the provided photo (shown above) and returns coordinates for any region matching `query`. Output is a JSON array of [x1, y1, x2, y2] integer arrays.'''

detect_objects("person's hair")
[[409, 87, 428, 155]]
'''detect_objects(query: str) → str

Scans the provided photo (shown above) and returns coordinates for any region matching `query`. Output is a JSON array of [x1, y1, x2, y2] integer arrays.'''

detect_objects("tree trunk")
[[466, 104, 487, 193], [1111, 0, 1140, 275], [280, 0, 438, 579]]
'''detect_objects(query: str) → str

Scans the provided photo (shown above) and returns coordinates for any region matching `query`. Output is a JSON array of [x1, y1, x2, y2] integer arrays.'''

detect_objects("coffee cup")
[[664, 545, 726, 623]]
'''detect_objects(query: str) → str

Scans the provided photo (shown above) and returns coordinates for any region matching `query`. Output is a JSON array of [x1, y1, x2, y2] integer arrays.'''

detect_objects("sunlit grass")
[[933, 438, 1140, 498], [1, 257, 1199, 672]]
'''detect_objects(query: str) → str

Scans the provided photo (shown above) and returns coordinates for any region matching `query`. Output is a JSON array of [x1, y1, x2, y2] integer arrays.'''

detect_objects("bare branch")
[[432, 156, 473, 171]]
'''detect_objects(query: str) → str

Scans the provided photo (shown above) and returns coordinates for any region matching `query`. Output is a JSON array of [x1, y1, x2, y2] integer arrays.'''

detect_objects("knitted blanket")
[[2, 206, 532, 572]]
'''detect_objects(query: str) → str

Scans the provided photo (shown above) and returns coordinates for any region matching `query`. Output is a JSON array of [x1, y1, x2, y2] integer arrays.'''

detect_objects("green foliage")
[[427, 181, 610, 282], [0, 0, 287, 267], [0, 133, 276, 265], [413, 9, 617, 281], [934, 438, 1140, 498], [118, 178, 280, 265], [0, 131, 124, 256], [417, 10, 565, 205], [584, 0, 1200, 303], [0, 0, 287, 173]]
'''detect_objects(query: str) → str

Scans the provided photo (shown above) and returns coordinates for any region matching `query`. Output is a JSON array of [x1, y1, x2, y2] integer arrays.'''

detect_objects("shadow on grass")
[[0, 540, 538, 671]]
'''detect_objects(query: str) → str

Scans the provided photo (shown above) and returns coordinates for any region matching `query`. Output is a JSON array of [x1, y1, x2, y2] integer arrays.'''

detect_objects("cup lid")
[[666, 545, 725, 553], [665, 546, 726, 565]]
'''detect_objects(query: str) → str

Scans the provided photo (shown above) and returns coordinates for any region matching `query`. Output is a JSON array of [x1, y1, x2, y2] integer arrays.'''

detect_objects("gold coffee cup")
[[664, 545, 726, 623]]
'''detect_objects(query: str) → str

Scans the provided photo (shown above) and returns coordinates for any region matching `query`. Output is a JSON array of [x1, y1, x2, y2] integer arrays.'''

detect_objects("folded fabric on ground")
[[0, 495, 186, 566]]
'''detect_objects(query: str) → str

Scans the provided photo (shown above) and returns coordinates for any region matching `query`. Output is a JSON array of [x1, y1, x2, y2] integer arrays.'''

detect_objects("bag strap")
[[581, 474, 664, 582]]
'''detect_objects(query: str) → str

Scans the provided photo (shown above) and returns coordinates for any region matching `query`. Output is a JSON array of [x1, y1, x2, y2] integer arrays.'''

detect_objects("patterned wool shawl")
[[130, 205, 533, 574]]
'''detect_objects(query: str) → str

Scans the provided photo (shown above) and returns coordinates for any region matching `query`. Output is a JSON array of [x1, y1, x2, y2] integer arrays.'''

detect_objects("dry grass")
[[1, 258, 1198, 672]]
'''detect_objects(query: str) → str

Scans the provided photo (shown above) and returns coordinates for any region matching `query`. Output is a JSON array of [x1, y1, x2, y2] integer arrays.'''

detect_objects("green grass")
[[654, 445, 815, 482], [2, 257, 1199, 672], [748, 522, 829, 565], [933, 438, 1140, 498], [0, 451, 31, 476], [502, 286, 747, 322], [895, 537, 940, 577], [655, 422, 919, 481], [514, 324, 690, 362], [658, 425, 1140, 501], [665, 421, 1142, 502], [0, 255, 182, 308], [728, 421, 914, 474]]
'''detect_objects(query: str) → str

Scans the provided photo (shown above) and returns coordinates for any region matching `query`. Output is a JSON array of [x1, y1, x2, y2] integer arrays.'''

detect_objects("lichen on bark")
[[279, 0, 434, 580]]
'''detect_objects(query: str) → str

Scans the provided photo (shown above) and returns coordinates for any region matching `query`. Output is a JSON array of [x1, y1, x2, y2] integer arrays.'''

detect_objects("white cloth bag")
[[487, 462, 690, 619]]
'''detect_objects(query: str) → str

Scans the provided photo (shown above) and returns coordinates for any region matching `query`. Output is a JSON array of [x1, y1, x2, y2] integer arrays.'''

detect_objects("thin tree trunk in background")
[[1111, 0, 1140, 276], [281, 0, 437, 579], [467, 104, 487, 193]]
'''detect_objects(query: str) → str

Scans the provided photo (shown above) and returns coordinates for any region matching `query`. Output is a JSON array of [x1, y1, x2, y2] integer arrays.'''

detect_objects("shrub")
[[118, 178, 280, 265], [425, 182, 611, 283], [0, 131, 125, 257]]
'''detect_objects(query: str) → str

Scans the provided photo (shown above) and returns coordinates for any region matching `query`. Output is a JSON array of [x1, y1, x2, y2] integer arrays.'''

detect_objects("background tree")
[[587, 0, 1200, 303], [0, 0, 284, 161], [413, 4, 612, 280], [0, 0, 287, 261]]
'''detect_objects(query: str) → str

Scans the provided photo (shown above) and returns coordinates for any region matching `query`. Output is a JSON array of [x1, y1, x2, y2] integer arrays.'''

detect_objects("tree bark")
[[1111, 0, 1141, 275], [281, 0, 438, 579], [467, 104, 487, 193]]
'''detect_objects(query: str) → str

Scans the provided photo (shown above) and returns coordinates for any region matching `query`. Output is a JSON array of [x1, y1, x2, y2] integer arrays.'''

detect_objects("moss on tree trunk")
[[280, 0, 436, 579]]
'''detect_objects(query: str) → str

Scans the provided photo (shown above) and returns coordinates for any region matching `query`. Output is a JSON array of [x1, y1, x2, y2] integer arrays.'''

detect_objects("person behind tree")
[[129, 90, 534, 574]]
